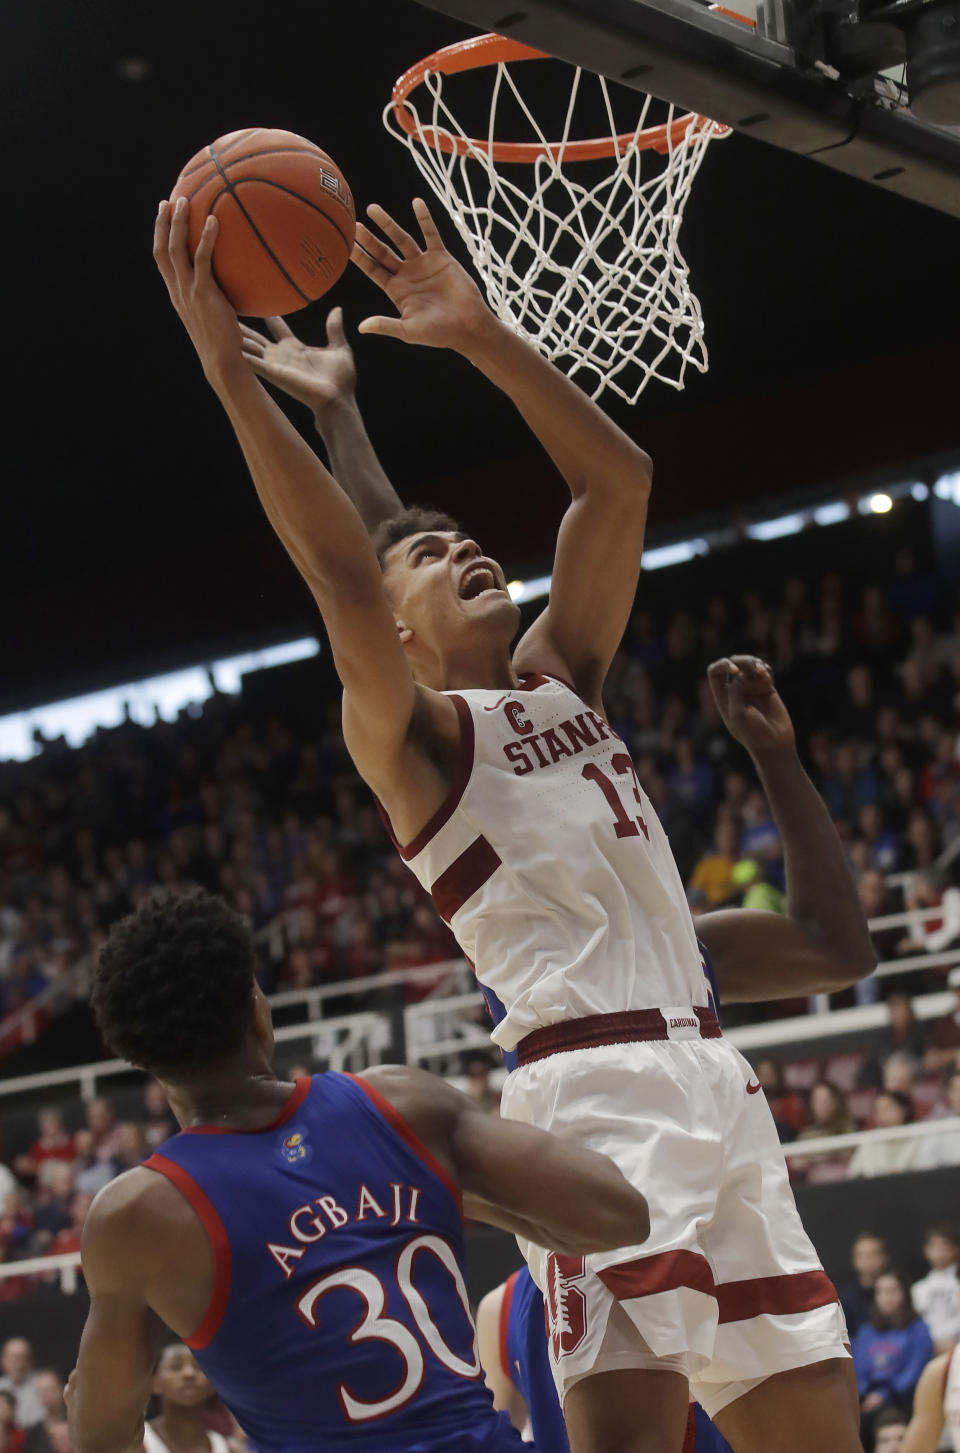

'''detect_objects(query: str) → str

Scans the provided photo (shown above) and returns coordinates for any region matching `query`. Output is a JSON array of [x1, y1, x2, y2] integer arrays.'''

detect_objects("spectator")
[[83, 1099, 123, 1161], [797, 1080, 857, 1139], [22, 1375, 64, 1453], [848, 1092, 918, 1178], [0, 1392, 24, 1453], [857, 804, 901, 874], [871, 1405, 907, 1452], [46, 1192, 93, 1258], [71, 1132, 114, 1197], [687, 818, 739, 907], [730, 859, 786, 914], [840, 1232, 892, 1338], [752, 1056, 807, 1139], [145, 1344, 229, 1453], [910, 1224, 960, 1352], [898, 871, 960, 959], [13, 1112, 74, 1182], [142, 1082, 176, 1150], [860, 996, 927, 1087], [914, 1068, 960, 1169], [462, 1053, 500, 1115], [858, 869, 901, 965], [0, 1342, 41, 1429], [113, 1123, 147, 1173], [881, 1053, 918, 1103], [923, 966, 960, 1075], [853, 1270, 933, 1436], [30, 1163, 75, 1251]]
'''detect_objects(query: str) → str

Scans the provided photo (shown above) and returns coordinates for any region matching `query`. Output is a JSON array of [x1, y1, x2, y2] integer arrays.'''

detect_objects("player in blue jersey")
[[65, 890, 650, 1453], [478, 1266, 735, 1453]]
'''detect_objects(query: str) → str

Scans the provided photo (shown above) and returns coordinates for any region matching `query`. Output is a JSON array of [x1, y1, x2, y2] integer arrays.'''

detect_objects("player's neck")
[[153, 1409, 210, 1453], [433, 640, 518, 693], [165, 1057, 299, 1132]]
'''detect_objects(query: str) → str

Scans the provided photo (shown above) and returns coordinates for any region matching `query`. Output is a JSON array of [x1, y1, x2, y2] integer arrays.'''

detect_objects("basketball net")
[[385, 35, 730, 403]]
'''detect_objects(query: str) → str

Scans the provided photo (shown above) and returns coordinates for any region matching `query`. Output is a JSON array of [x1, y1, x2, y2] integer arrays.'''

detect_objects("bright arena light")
[[911, 482, 930, 501], [507, 580, 525, 601], [869, 493, 893, 513]]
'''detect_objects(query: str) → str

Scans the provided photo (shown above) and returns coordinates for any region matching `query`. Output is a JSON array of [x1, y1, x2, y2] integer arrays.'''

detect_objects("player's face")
[[153, 1345, 214, 1406], [382, 531, 520, 661], [874, 1425, 905, 1452]]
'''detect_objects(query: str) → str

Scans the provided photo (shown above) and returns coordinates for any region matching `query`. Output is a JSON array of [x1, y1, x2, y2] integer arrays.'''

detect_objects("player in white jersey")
[[902, 1341, 960, 1452], [156, 194, 874, 1453]]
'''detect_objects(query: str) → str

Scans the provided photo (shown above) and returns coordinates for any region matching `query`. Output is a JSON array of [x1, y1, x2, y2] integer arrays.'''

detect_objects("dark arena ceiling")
[[4, 0, 960, 708]]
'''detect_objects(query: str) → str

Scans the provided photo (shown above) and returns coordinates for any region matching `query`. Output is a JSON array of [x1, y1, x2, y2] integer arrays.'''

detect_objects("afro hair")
[[91, 890, 258, 1078]]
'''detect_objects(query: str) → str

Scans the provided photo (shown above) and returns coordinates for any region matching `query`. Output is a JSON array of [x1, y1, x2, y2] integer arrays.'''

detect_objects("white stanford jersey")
[[380, 673, 706, 1058], [946, 1346, 960, 1452]]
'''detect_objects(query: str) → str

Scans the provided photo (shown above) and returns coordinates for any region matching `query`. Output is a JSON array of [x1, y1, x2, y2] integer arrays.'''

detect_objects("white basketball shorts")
[[499, 1025, 850, 1419]]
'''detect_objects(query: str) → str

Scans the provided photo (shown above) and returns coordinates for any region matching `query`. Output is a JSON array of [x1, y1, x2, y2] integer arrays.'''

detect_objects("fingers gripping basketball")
[[169, 128, 356, 317]]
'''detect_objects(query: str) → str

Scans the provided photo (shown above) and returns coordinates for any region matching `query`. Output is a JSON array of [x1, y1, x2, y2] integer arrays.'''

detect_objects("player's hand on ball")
[[153, 198, 245, 382], [239, 309, 357, 421], [352, 198, 491, 351], [707, 656, 796, 758]]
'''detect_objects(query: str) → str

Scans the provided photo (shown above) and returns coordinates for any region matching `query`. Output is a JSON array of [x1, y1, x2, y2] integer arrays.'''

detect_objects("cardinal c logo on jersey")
[[280, 1127, 312, 1164], [503, 701, 533, 736]]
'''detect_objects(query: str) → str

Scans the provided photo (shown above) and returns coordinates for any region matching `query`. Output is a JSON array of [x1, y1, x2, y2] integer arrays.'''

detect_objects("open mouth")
[[459, 564, 502, 600]]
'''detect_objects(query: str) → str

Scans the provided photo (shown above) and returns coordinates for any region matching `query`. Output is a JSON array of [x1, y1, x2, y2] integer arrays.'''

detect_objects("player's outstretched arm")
[[902, 1352, 948, 1453], [361, 1065, 649, 1254], [353, 199, 652, 709], [239, 309, 404, 533], [153, 200, 426, 792], [696, 656, 876, 1001]]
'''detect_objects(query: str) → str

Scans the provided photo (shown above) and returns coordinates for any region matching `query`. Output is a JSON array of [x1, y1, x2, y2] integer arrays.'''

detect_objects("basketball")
[[168, 127, 355, 317]]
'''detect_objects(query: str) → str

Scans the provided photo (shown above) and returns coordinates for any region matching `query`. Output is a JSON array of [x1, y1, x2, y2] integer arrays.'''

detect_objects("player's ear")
[[250, 984, 274, 1056]]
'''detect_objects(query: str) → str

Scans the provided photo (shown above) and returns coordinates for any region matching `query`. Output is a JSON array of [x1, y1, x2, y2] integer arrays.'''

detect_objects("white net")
[[384, 48, 729, 403]]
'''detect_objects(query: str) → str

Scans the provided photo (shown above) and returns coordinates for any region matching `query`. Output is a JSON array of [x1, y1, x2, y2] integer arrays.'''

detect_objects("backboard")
[[410, 0, 960, 218]]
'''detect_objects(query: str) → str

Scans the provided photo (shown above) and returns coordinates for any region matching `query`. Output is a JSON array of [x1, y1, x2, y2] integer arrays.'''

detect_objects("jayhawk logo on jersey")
[[280, 1128, 310, 1164]]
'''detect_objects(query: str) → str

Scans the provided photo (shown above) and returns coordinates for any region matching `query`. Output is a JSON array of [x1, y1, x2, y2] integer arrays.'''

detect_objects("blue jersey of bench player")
[[499, 943, 732, 1453], [145, 1072, 524, 1453]]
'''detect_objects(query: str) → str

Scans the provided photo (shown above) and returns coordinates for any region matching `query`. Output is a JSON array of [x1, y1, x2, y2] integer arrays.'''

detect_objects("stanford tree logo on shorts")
[[545, 1252, 588, 1360]]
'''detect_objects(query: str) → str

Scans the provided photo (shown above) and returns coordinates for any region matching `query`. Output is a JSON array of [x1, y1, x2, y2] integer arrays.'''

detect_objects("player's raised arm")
[[239, 309, 404, 532], [153, 200, 422, 792], [360, 1065, 649, 1254], [695, 656, 877, 1001], [353, 199, 652, 709]]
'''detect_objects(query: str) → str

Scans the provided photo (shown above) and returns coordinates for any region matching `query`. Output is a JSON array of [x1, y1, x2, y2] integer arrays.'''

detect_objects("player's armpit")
[[902, 1353, 949, 1453], [512, 485, 649, 709], [697, 908, 868, 1003]]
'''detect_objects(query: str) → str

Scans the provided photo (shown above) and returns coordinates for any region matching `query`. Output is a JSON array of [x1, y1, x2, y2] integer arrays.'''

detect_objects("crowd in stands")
[[2, 544, 959, 1048]]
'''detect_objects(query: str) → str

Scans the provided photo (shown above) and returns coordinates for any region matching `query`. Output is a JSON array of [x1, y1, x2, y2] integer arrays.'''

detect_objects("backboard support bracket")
[[411, 0, 960, 217]]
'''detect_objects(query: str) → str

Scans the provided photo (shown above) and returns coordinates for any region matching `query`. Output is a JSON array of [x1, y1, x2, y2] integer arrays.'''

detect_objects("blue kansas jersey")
[[504, 1266, 733, 1453], [146, 1074, 524, 1453], [502, 1267, 570, 1452]]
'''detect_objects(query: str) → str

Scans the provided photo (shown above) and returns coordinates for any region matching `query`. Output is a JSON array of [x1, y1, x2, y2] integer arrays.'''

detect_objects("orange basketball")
[[169, 128, 356, 317]]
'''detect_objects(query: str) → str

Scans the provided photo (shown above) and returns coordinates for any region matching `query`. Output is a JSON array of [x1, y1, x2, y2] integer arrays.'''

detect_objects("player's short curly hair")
[[372, 507, 462, 568], [91, 890, 258, 1078]]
